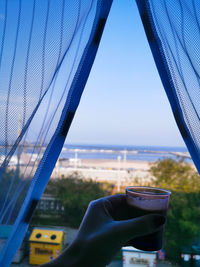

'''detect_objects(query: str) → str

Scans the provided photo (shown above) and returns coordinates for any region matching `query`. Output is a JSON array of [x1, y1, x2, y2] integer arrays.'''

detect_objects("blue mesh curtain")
[[136, 0, 200, 172], [136, 0, 200, 173], [0, 1, 113, 266]]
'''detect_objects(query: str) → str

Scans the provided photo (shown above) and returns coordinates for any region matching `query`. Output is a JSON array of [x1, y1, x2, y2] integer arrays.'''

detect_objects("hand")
[[41, 194, 165, 267]]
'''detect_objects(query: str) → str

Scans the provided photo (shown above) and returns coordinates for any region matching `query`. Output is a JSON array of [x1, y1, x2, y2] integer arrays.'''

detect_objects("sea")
[[60, 144, 192, 163]]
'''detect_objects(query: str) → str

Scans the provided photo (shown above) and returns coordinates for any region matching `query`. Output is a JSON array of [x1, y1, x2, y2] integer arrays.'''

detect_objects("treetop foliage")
[[150, 158, 200, 193], [150, 158, 200, 263]]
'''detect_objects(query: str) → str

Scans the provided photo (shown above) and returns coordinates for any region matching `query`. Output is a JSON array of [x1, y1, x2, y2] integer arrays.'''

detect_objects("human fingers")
[[112, 214, 166, 242], [103, 194, 137, 220]]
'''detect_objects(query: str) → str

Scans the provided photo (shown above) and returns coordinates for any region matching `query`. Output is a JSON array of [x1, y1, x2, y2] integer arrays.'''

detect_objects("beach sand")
[[53, 158, 154, 186], [80, 158, 151, 171], [53, 158, 196, 186]]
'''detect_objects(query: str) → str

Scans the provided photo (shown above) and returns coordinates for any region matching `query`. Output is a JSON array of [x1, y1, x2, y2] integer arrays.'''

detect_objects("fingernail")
[[152, 215, 166, 228]]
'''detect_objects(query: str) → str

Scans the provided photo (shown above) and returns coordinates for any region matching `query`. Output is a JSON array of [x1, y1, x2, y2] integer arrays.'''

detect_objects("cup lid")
[[126, 186, 171, 196]]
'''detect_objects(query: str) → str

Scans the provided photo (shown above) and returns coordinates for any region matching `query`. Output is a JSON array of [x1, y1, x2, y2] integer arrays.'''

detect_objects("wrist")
[[61, 239, 85, 266], [63, 239, 105, 267]]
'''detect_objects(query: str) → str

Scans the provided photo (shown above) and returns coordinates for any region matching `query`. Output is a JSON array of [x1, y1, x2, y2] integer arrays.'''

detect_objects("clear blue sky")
[[67, 0, 185, 147]]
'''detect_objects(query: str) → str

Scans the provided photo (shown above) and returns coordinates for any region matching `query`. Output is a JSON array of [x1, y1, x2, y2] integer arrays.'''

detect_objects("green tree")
[[150, 158, 200, 193], [45, 172, 113, 228], [150, 159, 200, 263]]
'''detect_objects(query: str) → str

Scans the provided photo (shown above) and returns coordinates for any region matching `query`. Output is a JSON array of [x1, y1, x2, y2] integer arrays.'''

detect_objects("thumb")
[[114, 214, 166, 241]]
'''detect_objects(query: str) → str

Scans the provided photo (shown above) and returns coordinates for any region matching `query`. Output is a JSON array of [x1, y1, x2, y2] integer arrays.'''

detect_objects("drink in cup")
[[126, 186, 171, 251]]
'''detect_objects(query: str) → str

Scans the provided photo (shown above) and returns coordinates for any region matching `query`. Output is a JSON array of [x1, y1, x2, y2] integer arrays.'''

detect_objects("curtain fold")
[[136, 0, 200, 174], [0, 1, 113, 265]]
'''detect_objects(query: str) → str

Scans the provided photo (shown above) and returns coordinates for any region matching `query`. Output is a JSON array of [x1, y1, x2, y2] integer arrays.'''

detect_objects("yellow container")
[[29, 228, 65, 265]]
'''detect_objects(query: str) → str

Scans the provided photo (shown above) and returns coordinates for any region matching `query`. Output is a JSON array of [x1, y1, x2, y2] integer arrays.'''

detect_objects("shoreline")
[[59, 158, 195, 171]]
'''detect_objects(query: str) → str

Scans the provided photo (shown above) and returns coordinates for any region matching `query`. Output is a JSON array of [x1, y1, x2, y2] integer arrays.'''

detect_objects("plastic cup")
[[126, 186, 171, 251]]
